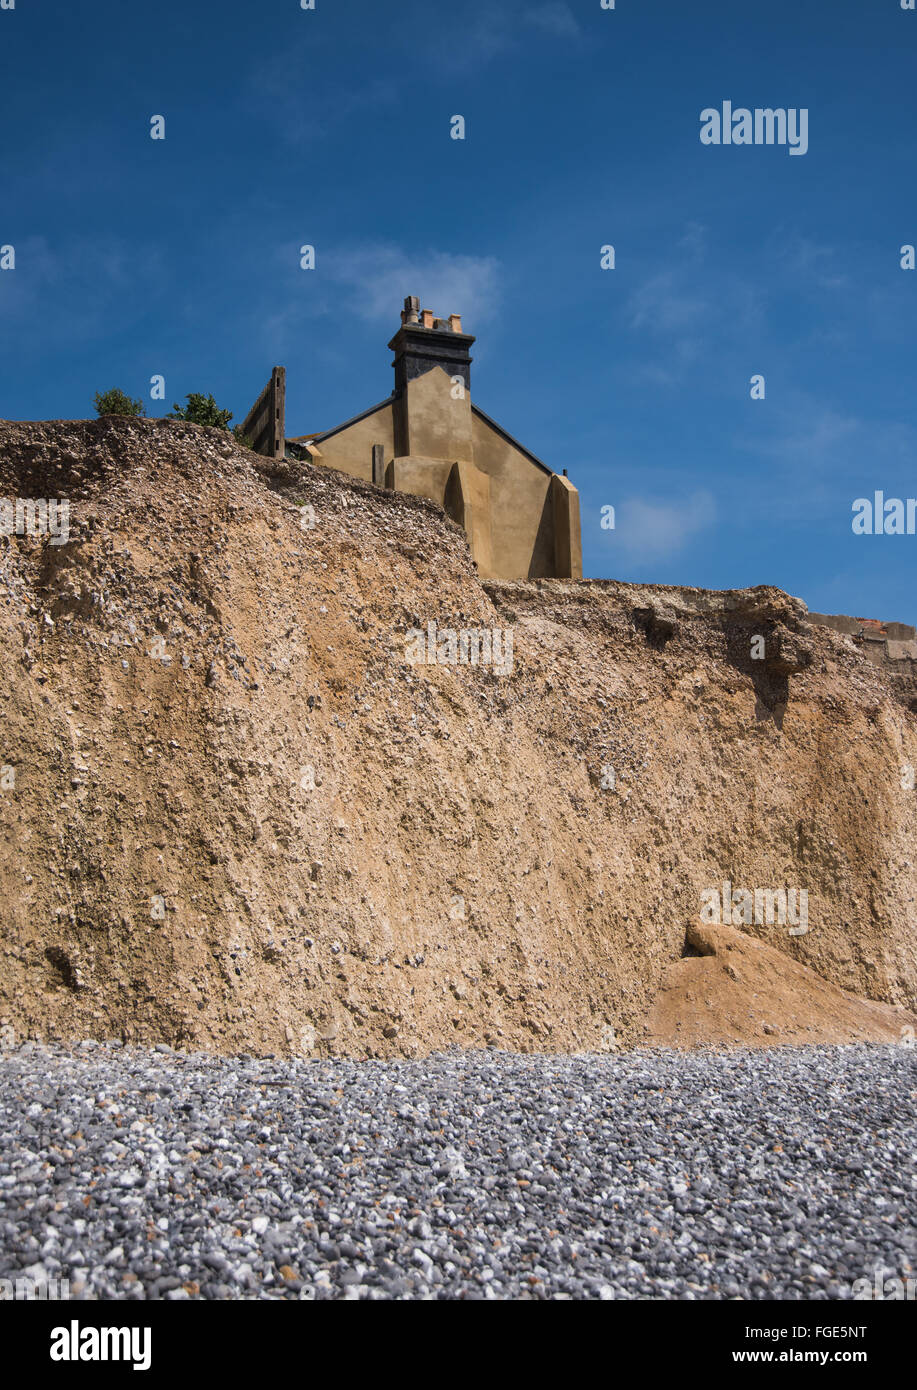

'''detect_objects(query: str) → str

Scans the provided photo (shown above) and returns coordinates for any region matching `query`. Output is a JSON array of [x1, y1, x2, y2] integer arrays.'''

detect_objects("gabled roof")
[[291, 395, 394, 446], [285, 393, 559, 481], [471, 402, 555, 477]]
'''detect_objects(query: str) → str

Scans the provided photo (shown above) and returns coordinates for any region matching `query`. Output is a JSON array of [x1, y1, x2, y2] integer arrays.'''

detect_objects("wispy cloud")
[[628, 271, 711, 336], [257, 242, 503, 353], [0, 236, 166, 345], [609, 490, 716, 560], [677, 221, 707, 260], [526, 3, 581, 38], [624, 265, 713, 385], [243, 59, 399, 147], [415, 0, 581, 75], [623, 228, 765, 387], [244, 1, 581, 126], [728, 395, 917, 525], [766, 231, 849, 291], [324, 245, 502, 324], [739, 403, 861, 468]]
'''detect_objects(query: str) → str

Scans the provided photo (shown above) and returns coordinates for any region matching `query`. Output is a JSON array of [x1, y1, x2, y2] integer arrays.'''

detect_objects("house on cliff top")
[[240, 296, 582, 582]]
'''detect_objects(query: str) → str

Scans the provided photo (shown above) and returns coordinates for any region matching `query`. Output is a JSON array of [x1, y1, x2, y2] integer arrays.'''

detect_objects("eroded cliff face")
[[0, 417, 915, 1056]]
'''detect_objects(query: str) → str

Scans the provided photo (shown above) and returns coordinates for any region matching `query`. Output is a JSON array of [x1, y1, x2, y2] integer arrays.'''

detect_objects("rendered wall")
[[288, 366, 581, 582], [386, 455, 452, 507], [310, 401, 395, 484], [469, 409, 556, 580], [445, 460, 493, 576], [394, 366, 473, 463], [550, 473, 584, 581]]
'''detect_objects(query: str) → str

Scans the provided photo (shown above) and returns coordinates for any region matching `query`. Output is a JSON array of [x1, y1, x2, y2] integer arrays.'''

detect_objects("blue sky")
[[1, 0, 916, 619]]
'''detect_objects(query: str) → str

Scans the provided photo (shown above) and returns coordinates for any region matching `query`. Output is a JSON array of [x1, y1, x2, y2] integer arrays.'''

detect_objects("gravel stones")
[[1, 1042, 914, 1300]]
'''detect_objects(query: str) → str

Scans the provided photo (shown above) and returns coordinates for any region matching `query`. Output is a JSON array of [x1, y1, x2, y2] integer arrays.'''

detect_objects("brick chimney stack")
[[388, 296, 476, 461], [389, 295, 475, 395]]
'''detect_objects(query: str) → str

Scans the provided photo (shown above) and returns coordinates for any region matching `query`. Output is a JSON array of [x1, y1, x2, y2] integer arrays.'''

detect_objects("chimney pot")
[[389, 309, 475, 396], [448, 314, 462, 333]]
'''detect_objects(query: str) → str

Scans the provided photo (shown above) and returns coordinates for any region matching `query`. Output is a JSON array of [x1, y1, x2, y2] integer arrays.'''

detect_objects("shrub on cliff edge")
[[93, 388, 146, 418], [168, 392, 233, 430]]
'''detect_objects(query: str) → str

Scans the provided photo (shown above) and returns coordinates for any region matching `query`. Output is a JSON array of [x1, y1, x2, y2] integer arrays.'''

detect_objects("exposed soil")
[[645, 920, 917, 1047], [0, 416, 915, 1055]]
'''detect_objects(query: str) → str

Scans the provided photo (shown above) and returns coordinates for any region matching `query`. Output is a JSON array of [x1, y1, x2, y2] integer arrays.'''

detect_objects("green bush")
[[168, 393, 233, 430], [94, 388, 145, 418]]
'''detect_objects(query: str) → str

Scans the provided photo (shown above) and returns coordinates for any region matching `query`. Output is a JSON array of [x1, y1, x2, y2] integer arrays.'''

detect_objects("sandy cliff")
[[0, 417, 915, 1055]]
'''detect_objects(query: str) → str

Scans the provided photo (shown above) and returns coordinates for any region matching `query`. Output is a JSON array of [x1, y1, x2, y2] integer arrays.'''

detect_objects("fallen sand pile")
[[645, 920, 916, 1047]]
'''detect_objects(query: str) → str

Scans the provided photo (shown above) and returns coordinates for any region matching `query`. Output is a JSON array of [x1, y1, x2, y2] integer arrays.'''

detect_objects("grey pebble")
[[0, 1043, 913, 1300]]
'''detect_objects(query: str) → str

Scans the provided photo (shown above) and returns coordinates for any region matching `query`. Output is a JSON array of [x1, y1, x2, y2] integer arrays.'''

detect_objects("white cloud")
[[0, 235, 165, 344], [768, 231, 849, 291], [610, 490, 716, 560], [244, 52, 399, 147], [323, 244, 503, 326], [623, 245, 764, 387], [733, 401, 917, 524], [743, 405, 860, 467], [627, 272, 711, 335], [677, 221, 707, 260], [526, 3, 581, 37], [416, 0, 580, 75]]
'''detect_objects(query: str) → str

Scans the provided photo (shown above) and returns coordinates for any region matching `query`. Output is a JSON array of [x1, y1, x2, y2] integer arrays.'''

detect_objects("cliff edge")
[[1, 417, 915, 1055]]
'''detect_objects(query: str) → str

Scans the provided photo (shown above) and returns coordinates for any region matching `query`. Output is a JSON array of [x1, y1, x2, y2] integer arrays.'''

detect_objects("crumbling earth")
[[0, 416, 915, 1056]]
